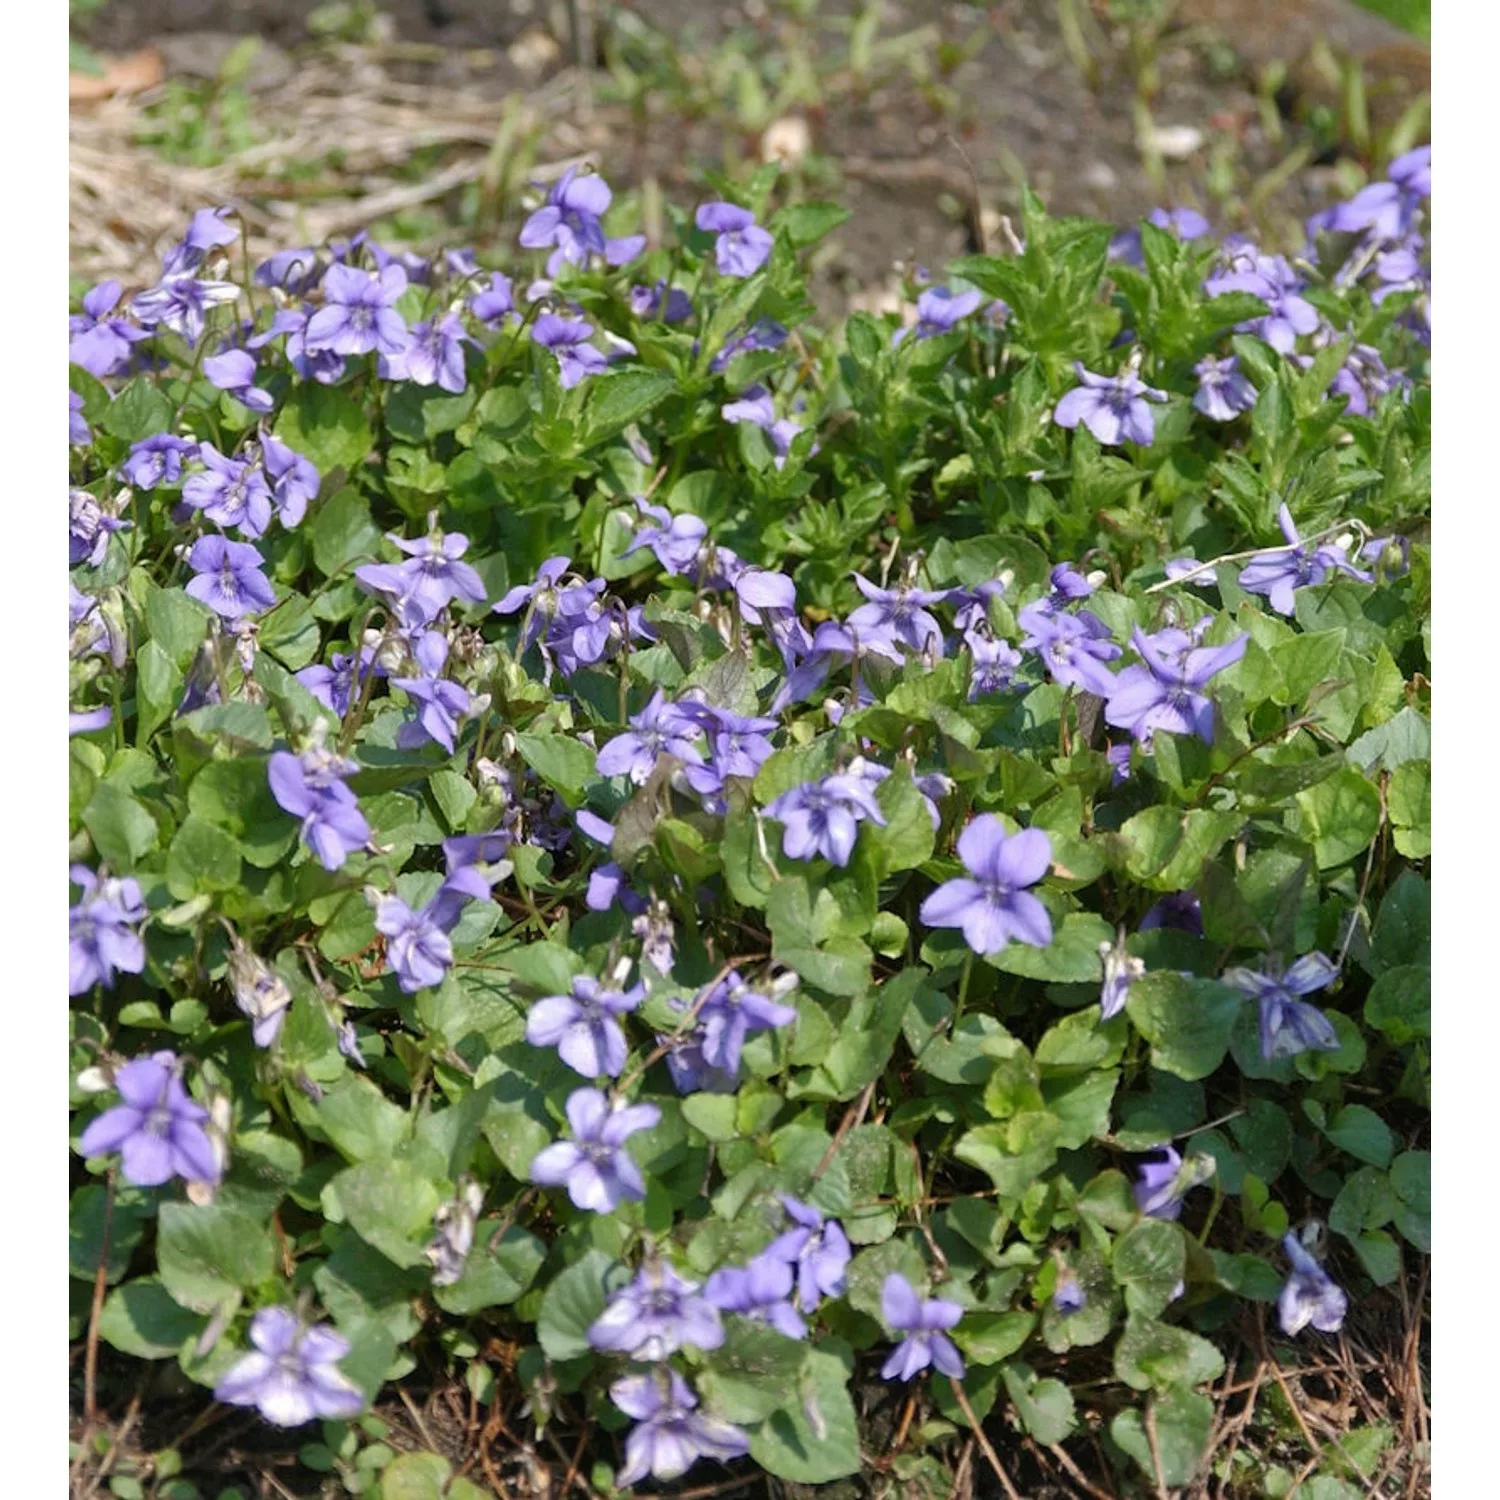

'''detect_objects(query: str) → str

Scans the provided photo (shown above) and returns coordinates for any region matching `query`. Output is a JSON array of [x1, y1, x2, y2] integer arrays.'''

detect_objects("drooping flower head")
[[919, 817, 1052, 957], [610, 1369, 750, 1487], [1134, 1147, 1216, 1221], [69, 867, 147, 995], [1222, 952, 1342, 1062], [1277, 1230, 1348, 1337], [1098, 928, 1145, 1021], [268, 746, 370, 871]]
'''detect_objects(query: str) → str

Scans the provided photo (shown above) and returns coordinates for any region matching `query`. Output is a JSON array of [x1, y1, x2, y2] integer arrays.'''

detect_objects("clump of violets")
[[588, 1260, 725, 1360], [526, 969, 645, 1078], [1222, 952, 1341, 1061], [214, 1306, 364, 1427], [764, 772, 888, 867], [1277, 1230, 1348, 1337], [77, 1051, 220, 1188], [69, 867, 147, 995], [880, 1274, 965, 1381], [1236, 505, 1371, 616], [1052, 361, 1168, 446], [530, 1087, 661, 1213], [919, 816, 1052, 956], [696, 201, 773, 278], [610, 1370, 749, 1487]]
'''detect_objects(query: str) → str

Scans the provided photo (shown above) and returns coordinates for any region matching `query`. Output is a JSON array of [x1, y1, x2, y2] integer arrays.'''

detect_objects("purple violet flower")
[[589, 1260, 725, 1359], [720, 386, 805, 467], [214, 1307, 364, 1427], [1193, 353, 1257, 420], [1134, 1146, 1188, 1220], [469, 272, 515, 327], [1235, 505, 1370, 616], [899, 285, 982, 342], [358, 528, 487, 627], [695, 970, 798, 1079], [1222, 952, 1342, 1062], [1098, 928, 1144, 1021], [1203, 250, 1319, 353], [268, 747, 371, 870], [966, 632, 1024, 700], [121, 433, 196, 491], [1141, 892, 1204, 936], [254, 246, 323, 294], [77, 1051, 220, 1187], [69, 281, 151, 377], [1278, 1232, 1348, 1336], [69, 866, 147, 994], [204, 349, 274, 412], [389, 313, 473, 393], [181, 443, 273, 539], [1053, 1271, 1087, 1314], [184, 535, 276, 619], [596, 690, 705, 784], [918, 817, 1053, 956], [374, 870, 488, 993], [847, 572, 950, 656], [621, 501, 709, 576], [70, 490, 129, 569], [131, 271, 240, 344], [303, 263, 410, 358], [629, 280, 693, 322], [880, 1274, 965, 1381], [1103, 625, 1248, 745], [529, 1087, 662, 1213], [610, 1370, 750, 1487], [1053, 362, 1168, 446], [526, 973, 645, 1078], [260, 434, 319, 528], [1018, 601, 1121, 696], [70, 390, 91, 445], [710, 317, 788, 373], [703, 1254, 808, 1339], [764, 1196, 852, 1313], [764, 773, 888, 868], [532, 313, 608, 388], [696, 201, 774, 277], [519, 166, 640, 277]]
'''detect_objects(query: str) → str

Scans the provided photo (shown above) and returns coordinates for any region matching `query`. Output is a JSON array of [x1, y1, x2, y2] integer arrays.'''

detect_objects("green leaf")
[[310, 1075, 413, 1163], [378, 1452, 453, 1500], [954, 1310, 1035, 1366], [1001, 1363, 1077, 1444], [580, 370, 678, 447], [433, 1226, 546, 1315], [135, 639, 182, 743], [276, 383, 374, 473], [1110, 1386, 1214, 1488], [774, 201, 851, 248], [99, 1278, 205, 1359], [69, 1184, 155, 1285], [188, 757, 295, 867], [1114, 1314, 1225, 1392], [1271, 627, 1346, 703], [1295, 767, 1382, 869], [156, 1202, 277, 1313], [1111, 1219, 1186, 1318], [82, 781, 159, 868], [514, 732, 596, 798], [1320, 1104, 1395, 1168], [326, 1159, 443, 1269], [1371, 873, 1429, 974], [1364, 965, 1429, 1042], [537, 1249, 624, 1361], [699, 1322, 810, 1423], [815, 967, 925, 1098], [1389, 1151, 1430, 1252], [682, 1093, 740, 1142], [991, 912, 1114, 982], [1125, 973, 1242, 1081], [165, 813, 242, 898], [100, 378, 175, 443], [311, 486, 382, 577], [1121, 806, 1241, 889], [749, 1340, 861, 1483]]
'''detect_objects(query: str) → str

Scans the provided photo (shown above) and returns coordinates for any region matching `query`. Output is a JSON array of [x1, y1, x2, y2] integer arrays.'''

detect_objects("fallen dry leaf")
[[69, 47, 165, 104]]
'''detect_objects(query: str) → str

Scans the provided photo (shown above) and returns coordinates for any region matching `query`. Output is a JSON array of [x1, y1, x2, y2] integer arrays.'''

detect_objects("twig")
[[1048, 1440, 1119, 1500], [947, 1379, 1021, 1500], [1143, 1401, 1171, 1500], [1335, 772, 1387, 970], [1144, 518, 1371, 594], [397, 1387, 438, 1452], [259, 1471, 302, 1500], [78, 1386, 143, 1500], [84, 1169, 117, 1424], [889, 1390, 918, 1456], [813, 1080, 876, 1178], [947, 1436, 976, 1500]]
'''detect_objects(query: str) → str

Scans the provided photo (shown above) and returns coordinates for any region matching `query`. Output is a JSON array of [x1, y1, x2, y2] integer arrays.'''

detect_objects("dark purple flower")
[[529, 1086, 661, 1213], [710, 317, 788, 373], [527, 973, 644, 1078], [704, 1253, 807, 1338], [389, 313, 473, 393], [469, 272, 515, 326], [1278, 1232, 1348, 1336], [1053, 1271, 1086, 1315], [661, 1030, 738, 1096], [1223, 952, 1341, 1062], [121, 434, 196, 491], [881, 1274, 964, 1381], [1193, 353, 1257, 421], [1104, 625, 1248, 744], [204, 349, 274, 413], [1018, 601, 1121, 695], [764, 1196, 851, 1313], [950, 578, 1008, 633], [268, 746, 371, 870], [70, 489, 129, 569], [214, 1306, 364, 1427], [611, 1370, 749, 1487], [131, 272, 240, 344], [596, 690, 704, 784], [1098, 928, 1144, 1021], [589, 1260, 725, 1360], [303, 263, 410, 358], [899, 285, 983, 342], [77, 1051, 220, 1187], [765, 773, 887, 868], [296, 647, 373, 719], [69, 281, 152, 377], [1236, 505, 1370, 616], [532, 313, 607, 388], [254, 246, 323, 294], [695, 969, 799, 1080], [493, 555, 574, 651], [181, 443, 273, 539], [1140, 892, 1203, 937], [919, 817, 1052, 956], [184, 535, 275, 619], [69, 866, 147, 994], [696, 201, 774, 278], [629, 280, 693, 322], [1053, 362, 1168, 446]]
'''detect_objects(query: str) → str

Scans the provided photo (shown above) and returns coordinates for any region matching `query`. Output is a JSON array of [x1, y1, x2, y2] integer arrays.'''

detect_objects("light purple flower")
[[696, 201, 774, 278], [1018, 601, 1121, 696], [1109, 205, 1211, 264], [204, 349, 274, 413], [527, 974, 644, 1078], [254, 246, 323, 294], [268, 747, 371, 871], [880, 1274, 965, 1381], [120, 434, 196, 491], [69, 280, 151, 377], [848, 573, 949, 656], [1278, 1232, 1348, 1336], [621, 500, 710, 576], [260, 434, 319, 528], [695, 969, 798, 1080], [1053, 362, 1168, 446], [611, 1370, 749, 1487], [629, 280, 693, 323], [227, 940, 293, 1049], [918, 817, 1052, 956], [69, 866, 147, 995], [529, 1087, 662, 1213], [214, 1306, 364, 1427], [765, 773, 888, 868], [296, 648, 372, 719], [70, 489, 130, 569], [1134, 1145, 1187, 1220], [532, 314, 608, 388], [389, 313, 473, 393], [1204, 250, 1320, 353], [764, 1196, 851, 1313], [899, 285, 982, 342], [131, 271, 240, 344], [710, 317, 787, 373], [597, 690, 704, 784], [391, 631, 472, 752], [1103, 625, 1248, 744], [519, 166, 640, 277], [70, 706, 114, 737], [703, 1253, 807, 1338], [469, 272, 515, 326], [1098, 928, 1144, 1022], [721, 387, 805, 466], [1223, 952, 1341, 1062], [184, 535, 276, 619], [181, 443, 273, 539], [1053, 1271, 1087, 1314], [374, 869, 488, 993], [77, 1051, 220, 1187], [303, 263, 410, 359], [358, 529, 487, 628], [1193, 353, 1257, 421], [967, 632, 1024, 700], [1236, 505, 1370, 616], [589, 1260, 725, 1359], [1327, 343, 1403, 417], [70, 390, 91, 445]]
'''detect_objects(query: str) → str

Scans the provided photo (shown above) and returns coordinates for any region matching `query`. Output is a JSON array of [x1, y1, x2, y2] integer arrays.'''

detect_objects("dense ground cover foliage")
[[69, 151, 1430, 1498]]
